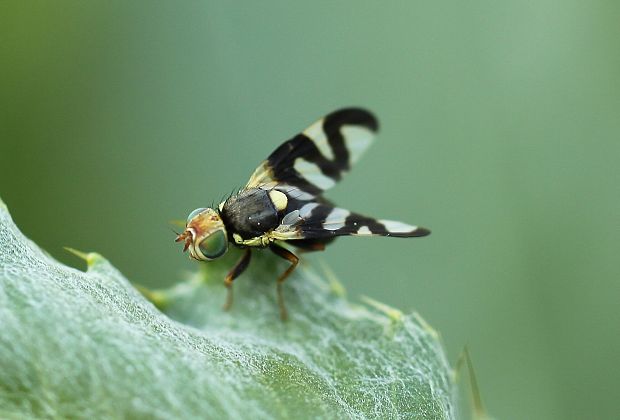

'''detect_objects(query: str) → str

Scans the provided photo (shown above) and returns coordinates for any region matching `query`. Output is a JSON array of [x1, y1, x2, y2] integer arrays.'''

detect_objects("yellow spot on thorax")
[[268, 189, 288, 211]]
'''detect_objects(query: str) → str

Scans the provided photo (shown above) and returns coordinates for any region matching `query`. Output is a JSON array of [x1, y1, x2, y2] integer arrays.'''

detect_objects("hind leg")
[[268, 243, 299, 321]]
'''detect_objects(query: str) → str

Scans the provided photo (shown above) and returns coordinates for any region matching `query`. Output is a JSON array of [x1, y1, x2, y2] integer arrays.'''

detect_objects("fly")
[[175, 108, 430, 320]]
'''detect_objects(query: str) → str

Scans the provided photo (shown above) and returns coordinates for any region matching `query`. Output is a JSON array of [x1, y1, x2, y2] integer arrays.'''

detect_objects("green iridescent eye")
[[198, 230, 228, 259]]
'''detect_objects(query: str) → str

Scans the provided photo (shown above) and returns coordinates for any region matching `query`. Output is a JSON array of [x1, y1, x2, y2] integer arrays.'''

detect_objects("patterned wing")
[[271, 203, 430, 241], [246, 108, 378, 201]]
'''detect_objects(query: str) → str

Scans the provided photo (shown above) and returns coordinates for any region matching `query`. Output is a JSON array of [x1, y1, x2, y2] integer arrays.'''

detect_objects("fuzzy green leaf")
[[0, 198, 456, 419]]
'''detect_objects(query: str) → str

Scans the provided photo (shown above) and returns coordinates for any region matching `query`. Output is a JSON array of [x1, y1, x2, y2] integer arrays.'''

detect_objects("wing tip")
[[326, 107, 379, 133], [379, 220, 431, 237], [387, 227, 431, 238], [411, 226, 431, 237]]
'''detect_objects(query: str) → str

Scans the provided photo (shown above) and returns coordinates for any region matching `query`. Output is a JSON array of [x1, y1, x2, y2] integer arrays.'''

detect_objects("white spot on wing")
[[356, 225, 372, 235], [294, 158, 336, 190], [323, 208, 350, 231], [303, 119, 334, 160], [379, 219, 417, 233], [341, 125, 373, 164], [276, 184, 314, 201], [281, 210, 300, 225], [299, 203, 319, 219]]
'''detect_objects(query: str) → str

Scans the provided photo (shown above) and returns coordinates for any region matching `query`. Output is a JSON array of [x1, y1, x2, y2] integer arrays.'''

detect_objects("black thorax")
[[221, 188, 280, 240]]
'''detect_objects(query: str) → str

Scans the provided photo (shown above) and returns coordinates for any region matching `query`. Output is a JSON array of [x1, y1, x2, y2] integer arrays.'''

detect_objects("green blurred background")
[[2, 1, 619, 419]]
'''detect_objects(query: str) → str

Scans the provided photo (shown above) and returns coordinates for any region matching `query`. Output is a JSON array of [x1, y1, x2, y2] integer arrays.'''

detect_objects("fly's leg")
[[269, 243, 299, 321], [296, 242, 326, 253], [291, 237, 334, 253], [223, 248, 252, 311]]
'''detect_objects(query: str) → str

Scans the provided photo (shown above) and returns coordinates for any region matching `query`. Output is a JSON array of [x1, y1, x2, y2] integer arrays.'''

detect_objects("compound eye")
[[198, 230, 228, 259], [187, 208, 207, 223]]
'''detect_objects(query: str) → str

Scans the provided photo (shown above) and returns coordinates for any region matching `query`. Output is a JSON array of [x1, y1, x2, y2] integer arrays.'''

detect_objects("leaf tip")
[[169, 219, 186, 228], [360, 295, 403, 322], [412, 311, 441, 340], [63, 247, 102, 267], [134, 284, 169, 310], [319, 261, 347, 297]]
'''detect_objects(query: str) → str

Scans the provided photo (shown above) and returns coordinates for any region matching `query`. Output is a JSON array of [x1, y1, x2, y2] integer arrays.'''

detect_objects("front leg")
[[223, 248, 252, 311], [269, 243, 299, 321]]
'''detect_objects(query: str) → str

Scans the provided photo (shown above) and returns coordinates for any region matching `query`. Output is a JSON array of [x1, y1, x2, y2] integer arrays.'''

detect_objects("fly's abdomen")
[[221, 188, 279, 239]]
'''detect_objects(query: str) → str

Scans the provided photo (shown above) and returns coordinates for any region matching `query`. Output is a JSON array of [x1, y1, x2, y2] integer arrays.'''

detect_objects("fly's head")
[[175, 207, 229, 261]]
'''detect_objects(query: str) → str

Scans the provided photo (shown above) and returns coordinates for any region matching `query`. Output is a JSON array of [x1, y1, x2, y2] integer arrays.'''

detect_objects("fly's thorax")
[[182, 207, 229, 261], [221, 188, 281, 240]]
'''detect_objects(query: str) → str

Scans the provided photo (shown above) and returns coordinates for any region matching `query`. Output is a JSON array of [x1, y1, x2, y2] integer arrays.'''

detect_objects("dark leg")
[[269, 243, 299, 321], [295, 242, 326, 252], [223, 248, 252, 311], [292, 237, 335, 252]]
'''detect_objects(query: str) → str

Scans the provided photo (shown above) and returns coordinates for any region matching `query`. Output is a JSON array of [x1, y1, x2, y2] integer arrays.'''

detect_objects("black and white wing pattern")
[[246, 108, 378, 201], [271, 202, 430, 241], [244, 107, 430, 243]]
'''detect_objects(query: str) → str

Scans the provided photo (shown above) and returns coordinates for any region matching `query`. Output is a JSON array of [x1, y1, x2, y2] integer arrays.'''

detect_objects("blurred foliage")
[[1, 1, 619, 419]]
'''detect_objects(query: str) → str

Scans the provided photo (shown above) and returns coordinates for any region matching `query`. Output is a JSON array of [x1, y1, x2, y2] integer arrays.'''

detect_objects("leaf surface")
[[0, 198, 455, 419]]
